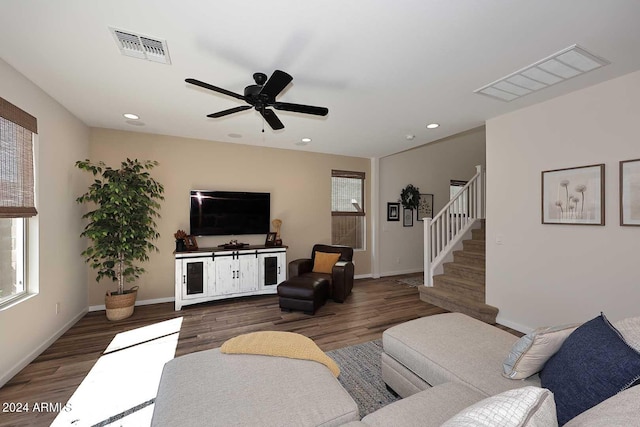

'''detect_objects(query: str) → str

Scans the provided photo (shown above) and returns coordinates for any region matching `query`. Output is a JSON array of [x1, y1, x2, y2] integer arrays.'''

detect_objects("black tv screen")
[[190, 190, 270, 236]]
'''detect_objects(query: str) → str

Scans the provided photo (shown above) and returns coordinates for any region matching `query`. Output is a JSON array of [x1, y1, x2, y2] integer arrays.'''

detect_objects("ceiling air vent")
[[474, 45, 609, 102], [109, 27, 171, 64]]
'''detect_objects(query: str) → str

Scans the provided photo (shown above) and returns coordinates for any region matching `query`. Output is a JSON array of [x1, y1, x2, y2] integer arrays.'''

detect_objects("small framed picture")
[[387, 203, 400, 221], [403, 208, 413, 227], [620, 158, 640, 226], [541, 164, 604, 225], [265, 232, 277, 246], [417, 194, 434, 220], [185, 235, 198, 250]]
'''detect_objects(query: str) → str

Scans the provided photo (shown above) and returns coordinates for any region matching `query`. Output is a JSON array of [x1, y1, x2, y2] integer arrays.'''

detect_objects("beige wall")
[[87, 129, 371, 305], [378, 128, 486, 275], [486, 70, 640, 332], [0, 59, 90, 386]]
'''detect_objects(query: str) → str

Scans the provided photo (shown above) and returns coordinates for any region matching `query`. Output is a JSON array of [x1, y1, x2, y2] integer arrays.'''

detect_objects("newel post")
[[424, 217, 433, 287]]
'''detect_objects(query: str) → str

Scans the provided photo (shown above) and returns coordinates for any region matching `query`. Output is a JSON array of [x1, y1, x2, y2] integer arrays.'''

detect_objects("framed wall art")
[[417, 193, 434, 220], [541, 164, 604, 225], [620, 158, 640, 226], [387, 202, 400, 221], [403, 208, 413, 227]]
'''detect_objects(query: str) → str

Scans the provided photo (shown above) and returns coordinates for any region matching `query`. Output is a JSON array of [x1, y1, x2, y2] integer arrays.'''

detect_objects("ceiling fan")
[[185, 70, 328, 130]]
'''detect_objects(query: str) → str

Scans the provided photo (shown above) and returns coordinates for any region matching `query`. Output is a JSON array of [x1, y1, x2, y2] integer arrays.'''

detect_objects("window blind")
[[0, 97, 38, 218]]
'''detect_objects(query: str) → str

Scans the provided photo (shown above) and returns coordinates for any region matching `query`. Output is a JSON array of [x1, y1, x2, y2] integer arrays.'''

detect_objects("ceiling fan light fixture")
[[474, 45, 609, 102]]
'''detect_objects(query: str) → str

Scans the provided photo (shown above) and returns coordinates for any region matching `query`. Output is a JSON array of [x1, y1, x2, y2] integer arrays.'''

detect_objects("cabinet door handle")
[[278, 266, 281, 274], [183, 275, 186, 284], [233, 271, 236, 279]]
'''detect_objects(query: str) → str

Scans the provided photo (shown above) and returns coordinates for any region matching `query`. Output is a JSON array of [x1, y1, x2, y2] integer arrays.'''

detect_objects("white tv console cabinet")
[[174, 245, 287, 310]]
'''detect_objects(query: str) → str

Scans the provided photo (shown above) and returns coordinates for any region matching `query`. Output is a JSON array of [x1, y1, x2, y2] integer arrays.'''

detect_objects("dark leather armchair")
[[288, 244, 354, 303]]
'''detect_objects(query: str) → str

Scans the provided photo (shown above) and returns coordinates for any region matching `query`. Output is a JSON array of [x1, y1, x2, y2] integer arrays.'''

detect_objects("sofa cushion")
[[362, 382, 485, 427], [564, 384, 640, 427], [503, 323, 579, 380], [441, 386, 557, 427], [383, 313, 540, 397], [540, 313, 640, 425], [614, 315, 640, 352], [312, 251, 341, 273]]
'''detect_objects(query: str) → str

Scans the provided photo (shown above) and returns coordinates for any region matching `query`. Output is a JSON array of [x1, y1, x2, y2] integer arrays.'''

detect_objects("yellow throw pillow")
[[312, 251, 341, 273]]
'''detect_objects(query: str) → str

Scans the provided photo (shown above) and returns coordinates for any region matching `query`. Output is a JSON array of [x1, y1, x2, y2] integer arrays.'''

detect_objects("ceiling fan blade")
[[207, 105, 252, 118], [260, 108, 284, 130], [259, 70, 293, 100], [185, 78, 245, 101], [273, 102, 328, 116]]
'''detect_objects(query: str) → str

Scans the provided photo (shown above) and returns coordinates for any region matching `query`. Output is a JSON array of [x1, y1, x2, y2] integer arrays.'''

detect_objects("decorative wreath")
[[400, 184, 420, 210]]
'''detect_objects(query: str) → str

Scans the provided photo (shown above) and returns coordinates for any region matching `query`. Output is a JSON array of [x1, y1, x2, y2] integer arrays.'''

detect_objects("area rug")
[[394, 276, 423, 287], [326, 339, 400, 417]]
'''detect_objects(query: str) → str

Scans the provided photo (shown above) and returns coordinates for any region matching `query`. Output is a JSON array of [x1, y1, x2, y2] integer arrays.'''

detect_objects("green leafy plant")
[[76, 159, 165, 295], [400, 184, 420, 210]]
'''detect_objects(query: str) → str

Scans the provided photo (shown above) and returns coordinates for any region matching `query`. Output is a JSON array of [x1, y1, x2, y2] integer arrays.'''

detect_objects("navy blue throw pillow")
[[540, 313, 640, 425]]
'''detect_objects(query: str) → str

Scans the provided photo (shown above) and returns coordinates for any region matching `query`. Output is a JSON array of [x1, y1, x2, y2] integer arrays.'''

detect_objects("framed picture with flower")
[[541, 164, 605, 225], [620, 158, 640, 226]]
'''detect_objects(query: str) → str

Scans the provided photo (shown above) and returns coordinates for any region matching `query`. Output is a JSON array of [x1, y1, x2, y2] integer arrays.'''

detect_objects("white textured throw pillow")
[[442, 386, 558, 427], [614, 316, 640, 353], [503, 324, 580, 380]]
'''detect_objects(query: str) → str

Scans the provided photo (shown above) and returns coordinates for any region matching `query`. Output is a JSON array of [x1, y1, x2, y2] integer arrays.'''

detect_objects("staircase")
[[419, 221, 498, 324]]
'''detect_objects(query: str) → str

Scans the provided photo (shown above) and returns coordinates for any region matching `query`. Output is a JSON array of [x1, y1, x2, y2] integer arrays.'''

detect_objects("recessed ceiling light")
[[301, 137, 312, 143], [123, 113, 139, 120], [426, 123, 439, 129]]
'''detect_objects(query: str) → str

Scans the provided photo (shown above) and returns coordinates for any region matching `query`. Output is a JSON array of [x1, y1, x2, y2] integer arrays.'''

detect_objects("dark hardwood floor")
[[0, 274, 518, 427]]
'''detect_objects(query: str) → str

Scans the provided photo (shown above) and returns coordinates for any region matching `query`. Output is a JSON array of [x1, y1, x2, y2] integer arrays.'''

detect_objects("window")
[[0, 97, 37, 307], [331, 170, 365, 250]]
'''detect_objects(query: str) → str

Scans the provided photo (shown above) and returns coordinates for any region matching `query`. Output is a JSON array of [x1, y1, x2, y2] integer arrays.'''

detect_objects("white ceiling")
[[1, 1, 640, 158]]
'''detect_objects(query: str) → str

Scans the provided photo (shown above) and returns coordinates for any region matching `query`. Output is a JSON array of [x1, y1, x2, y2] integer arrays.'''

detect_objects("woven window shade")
[[0, 97, 38, 218], [331, 170, 365, 216]]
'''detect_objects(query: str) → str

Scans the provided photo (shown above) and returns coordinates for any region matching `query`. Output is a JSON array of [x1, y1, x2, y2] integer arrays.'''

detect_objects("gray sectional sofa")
[[152, 312, 640, 426]]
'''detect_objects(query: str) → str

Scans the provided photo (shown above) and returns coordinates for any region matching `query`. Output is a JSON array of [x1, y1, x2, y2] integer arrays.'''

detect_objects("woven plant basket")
[[105, 287, 138, 321]]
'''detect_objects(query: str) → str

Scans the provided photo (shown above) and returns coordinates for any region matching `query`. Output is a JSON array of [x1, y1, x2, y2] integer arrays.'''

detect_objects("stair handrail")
[[423, 165, 485, 286]]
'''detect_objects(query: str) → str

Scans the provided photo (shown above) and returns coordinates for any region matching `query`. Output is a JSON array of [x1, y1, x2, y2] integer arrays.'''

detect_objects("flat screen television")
[[189, 190, 270, 236]]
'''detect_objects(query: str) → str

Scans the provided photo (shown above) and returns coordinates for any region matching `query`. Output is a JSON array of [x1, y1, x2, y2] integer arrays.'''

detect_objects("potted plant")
[[76, 158, 164, 321]]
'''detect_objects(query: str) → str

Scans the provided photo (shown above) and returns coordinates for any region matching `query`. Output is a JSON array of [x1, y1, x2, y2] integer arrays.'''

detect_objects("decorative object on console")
[[541, 163, 605, 225], [620, 158, 640, 226], [417, 193, 434, 220], [272, 218, 283, 245], [184, 235, 198, 250], [265, 232, 277, 246], [75, 158, 164, 321], [220, 239, 248, 249], [387, 202, 400, 221], [403, 208, 413, 227], [400, 184, 420, 210], [174, 229, 187, 252]]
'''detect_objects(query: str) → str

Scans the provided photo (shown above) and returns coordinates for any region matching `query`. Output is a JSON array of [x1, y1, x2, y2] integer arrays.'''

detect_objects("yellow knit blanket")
[[220, 331, 340, 377]]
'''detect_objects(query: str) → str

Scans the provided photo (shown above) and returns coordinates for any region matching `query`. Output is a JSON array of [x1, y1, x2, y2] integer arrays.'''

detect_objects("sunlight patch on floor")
[[51, 317, 183, 427]]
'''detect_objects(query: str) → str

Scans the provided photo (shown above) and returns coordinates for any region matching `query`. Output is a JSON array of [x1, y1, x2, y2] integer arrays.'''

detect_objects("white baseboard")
[[495, 314, 534, 334], [88, 296, 175, 312], [380, 268, 423, 277], [1, 308, 88, 388], [354, 273, 373, 280]]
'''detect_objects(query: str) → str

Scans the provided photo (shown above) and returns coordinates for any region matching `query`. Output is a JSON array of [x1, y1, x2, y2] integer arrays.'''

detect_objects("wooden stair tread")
[[444, 262, 485, 272], [433, 274, 485, 290], [419, 287, 498, 324]]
